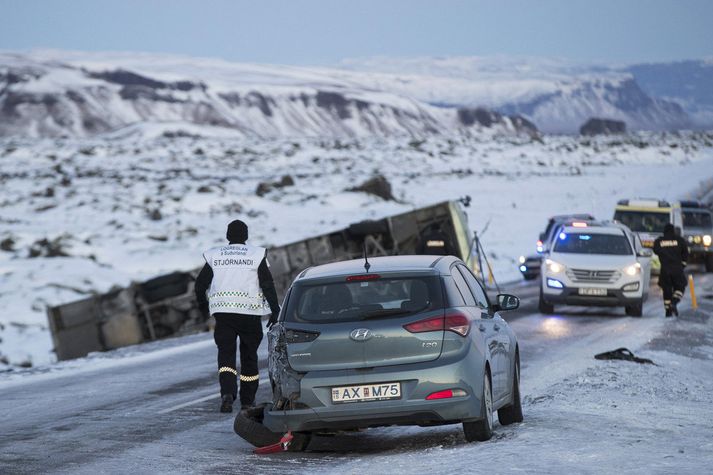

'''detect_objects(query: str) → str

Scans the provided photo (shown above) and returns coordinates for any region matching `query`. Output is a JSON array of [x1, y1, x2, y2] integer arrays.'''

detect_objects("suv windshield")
[[553, 232, 633, 255], [613, 210, 670, 233], [683, 211, 713, 228], [286, 275, 443, 323]]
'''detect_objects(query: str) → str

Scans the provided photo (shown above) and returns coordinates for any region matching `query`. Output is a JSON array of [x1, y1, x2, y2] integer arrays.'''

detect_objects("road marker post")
[[689, 275, 698, 310]]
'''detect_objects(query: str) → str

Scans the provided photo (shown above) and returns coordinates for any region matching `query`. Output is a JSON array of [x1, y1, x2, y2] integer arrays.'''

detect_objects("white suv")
[[539, 221, 652, 317]]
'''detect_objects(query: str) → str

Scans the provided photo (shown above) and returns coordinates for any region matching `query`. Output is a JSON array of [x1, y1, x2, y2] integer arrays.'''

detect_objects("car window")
[[442, 276, 466, 307], [456, 265, 490, 309], [285, 276, 444, 323], [450, 266, 476, 306], [553, 232, 633, 255]]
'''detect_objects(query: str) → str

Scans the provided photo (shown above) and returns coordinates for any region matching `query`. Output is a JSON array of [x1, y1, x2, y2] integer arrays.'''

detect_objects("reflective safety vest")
[[203, 244, 271, 316]]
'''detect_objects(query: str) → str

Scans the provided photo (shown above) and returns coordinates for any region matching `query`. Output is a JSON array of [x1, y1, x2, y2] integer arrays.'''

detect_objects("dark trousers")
[[213, 313, 263, 405], [658, 268, 686, 309]]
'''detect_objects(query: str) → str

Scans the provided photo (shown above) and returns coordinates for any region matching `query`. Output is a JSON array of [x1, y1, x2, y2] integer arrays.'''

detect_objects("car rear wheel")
[[498, 356, 523, 425], [625, 300, 643, 317], [463, 371, 493, 442], [538, 290, 554, 314]]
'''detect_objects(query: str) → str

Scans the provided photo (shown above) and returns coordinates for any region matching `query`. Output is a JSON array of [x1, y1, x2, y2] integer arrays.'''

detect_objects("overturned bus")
[[47, 199, 479, 361]]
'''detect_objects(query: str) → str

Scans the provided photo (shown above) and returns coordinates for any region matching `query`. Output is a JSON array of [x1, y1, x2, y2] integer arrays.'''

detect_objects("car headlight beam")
[[624, 263, 641, 276], [704, 235, 712, 247], [546, 259, 563, 273]]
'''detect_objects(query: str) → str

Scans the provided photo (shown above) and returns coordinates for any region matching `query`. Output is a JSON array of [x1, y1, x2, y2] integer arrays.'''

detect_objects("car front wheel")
[[539, 289, 554, 314], [625, 299, 643, 317], [463, 371, 493, 442]]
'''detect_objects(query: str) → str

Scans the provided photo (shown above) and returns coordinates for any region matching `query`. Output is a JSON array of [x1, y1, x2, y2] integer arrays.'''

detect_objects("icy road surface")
[[2, 274, 712, 474]]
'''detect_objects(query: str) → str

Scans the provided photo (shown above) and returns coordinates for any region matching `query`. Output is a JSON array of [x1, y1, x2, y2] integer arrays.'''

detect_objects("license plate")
[[331, 382, 401, 403], [578, 287, 607, 296]]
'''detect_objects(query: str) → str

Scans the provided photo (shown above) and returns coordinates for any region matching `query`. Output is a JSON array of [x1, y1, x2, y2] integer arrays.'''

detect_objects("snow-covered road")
[[2, 272, 712, 474]]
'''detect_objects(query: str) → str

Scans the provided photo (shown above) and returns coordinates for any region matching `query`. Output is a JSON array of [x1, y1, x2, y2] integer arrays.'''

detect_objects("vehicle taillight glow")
[[346, 274, 381, 282], [572, 222, 588, 228], [425, 388, 468, 400], [403, 311, 470, 336]]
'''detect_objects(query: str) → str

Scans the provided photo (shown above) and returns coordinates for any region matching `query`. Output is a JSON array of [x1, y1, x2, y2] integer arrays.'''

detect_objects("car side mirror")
[[494, 293, 520, 312], [637, 248, 653, 258]]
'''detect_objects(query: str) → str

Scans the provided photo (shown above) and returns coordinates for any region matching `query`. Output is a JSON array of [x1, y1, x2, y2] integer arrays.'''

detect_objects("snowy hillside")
[[339, 56, 694, 133], [2, 50, 706, 138], [0, 51, 532, 139], [1, 131, 713, 368]]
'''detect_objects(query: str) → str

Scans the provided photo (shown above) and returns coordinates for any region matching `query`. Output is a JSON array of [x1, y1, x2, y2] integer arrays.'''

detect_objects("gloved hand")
[[267, 311, 279, 329]]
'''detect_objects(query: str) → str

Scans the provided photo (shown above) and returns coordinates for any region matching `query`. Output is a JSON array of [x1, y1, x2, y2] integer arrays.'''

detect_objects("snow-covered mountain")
[[0, 52, 532, 139], [627, 59, 713, 128], [1, 51, 707, 138], [338, 56, 694, 133]]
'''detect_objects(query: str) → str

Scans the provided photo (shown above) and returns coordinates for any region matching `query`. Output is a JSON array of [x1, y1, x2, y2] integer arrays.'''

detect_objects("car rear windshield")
[[553, 232, 632, 255], [285, 275, 444, 324], [683, 211, 712, 228], [613, 210, 670, 233]]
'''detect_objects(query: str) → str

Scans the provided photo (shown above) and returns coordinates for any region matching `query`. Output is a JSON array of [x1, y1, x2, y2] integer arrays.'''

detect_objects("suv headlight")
[[546, 259, 564, 273], [623, 263, 641, 276], [704, 235, 712, 247]]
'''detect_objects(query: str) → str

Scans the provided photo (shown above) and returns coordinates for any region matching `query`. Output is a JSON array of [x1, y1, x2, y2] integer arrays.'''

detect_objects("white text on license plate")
[[578, 287, 607, 296], [331, 382, 401, 403]]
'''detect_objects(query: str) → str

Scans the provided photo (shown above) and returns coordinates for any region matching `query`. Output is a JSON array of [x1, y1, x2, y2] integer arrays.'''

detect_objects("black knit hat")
[[663, 223, 675, 236], [227, 220, 248, 243]]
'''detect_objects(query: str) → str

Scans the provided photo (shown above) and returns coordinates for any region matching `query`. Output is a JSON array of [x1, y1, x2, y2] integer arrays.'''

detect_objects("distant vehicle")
[[539, 221, 652, 317], [613, 199, 682, 274], [262, 255, 522, 448], [518, 214, 596, 280], [678, 200, 713, 272], [47, 200, 481, 361]]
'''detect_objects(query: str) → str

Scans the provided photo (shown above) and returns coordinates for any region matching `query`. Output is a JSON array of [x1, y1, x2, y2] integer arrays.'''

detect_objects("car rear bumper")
[[263, 351, 483, 433]]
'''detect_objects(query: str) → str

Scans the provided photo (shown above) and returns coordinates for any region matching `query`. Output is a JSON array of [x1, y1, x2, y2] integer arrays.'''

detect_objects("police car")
[[539, 220, 652, 317]]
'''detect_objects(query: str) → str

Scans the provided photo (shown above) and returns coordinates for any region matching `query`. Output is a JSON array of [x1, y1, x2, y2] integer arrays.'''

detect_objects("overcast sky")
[[1, 0, 711, 65]]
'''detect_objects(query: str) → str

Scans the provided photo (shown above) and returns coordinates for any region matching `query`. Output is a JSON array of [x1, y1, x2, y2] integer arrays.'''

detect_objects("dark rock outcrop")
[[347, 175, 395, 201], [579, 118, 627, 136]]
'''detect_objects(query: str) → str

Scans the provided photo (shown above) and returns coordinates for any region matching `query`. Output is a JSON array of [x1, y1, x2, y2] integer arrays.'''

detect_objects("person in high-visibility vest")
[[195, 220, 280, 413], [653, 224, 688, 317]]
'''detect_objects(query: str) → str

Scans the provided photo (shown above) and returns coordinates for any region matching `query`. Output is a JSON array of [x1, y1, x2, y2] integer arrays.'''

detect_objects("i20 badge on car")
[[349, 328, 373, 341]]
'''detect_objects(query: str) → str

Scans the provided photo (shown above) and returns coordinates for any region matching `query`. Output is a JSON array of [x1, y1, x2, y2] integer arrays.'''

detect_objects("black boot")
[[220, 394, 234, 413], [672, 299, 679, 317], [665, 308, 673, 318]]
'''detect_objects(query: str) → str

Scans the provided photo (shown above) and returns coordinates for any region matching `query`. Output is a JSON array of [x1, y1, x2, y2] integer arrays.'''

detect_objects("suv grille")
[[566, 268, 621, 284]]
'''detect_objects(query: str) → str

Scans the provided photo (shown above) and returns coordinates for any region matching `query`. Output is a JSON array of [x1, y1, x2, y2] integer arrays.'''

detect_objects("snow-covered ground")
[[1, 132, 713, 367]]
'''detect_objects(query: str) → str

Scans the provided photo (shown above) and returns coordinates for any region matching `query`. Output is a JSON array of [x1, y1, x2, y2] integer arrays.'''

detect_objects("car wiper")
[[359, 306, 428, 320]]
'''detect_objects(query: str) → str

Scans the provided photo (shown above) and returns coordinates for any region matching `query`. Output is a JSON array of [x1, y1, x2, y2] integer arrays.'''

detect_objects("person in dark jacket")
[[653, 223, 689, 317], [195, 220, 280, 412], [416, 223, 457, 256]]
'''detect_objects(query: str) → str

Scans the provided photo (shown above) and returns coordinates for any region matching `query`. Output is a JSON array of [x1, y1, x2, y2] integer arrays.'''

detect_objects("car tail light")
[[285, 329, 320, 343], [425, 388, 468, 400], [403, 311, 470, 336], [346, 274, 381, 282]]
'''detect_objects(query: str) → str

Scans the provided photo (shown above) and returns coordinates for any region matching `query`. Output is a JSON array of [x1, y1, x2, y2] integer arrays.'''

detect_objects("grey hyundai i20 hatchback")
[[263, 255, 523, 445]]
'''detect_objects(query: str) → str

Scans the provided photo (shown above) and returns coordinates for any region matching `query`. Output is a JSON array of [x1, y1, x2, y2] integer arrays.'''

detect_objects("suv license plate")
[[331, 382, 401, 403], [578, 287, 607, 296]]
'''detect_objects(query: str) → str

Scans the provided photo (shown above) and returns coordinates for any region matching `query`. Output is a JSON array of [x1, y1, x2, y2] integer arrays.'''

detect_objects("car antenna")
[[363, 241, 371, 272]]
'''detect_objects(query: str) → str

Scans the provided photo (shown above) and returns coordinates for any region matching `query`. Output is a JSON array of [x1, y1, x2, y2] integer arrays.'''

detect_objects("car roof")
[[297, 255, 457, 280]]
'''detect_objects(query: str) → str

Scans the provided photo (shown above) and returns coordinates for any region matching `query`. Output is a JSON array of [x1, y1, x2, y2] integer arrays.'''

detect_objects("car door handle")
[[479, 324, 486, 332]]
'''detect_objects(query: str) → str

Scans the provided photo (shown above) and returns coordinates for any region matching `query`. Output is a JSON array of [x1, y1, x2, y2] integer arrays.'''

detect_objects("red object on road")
[[253, 431, 294, 454]]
